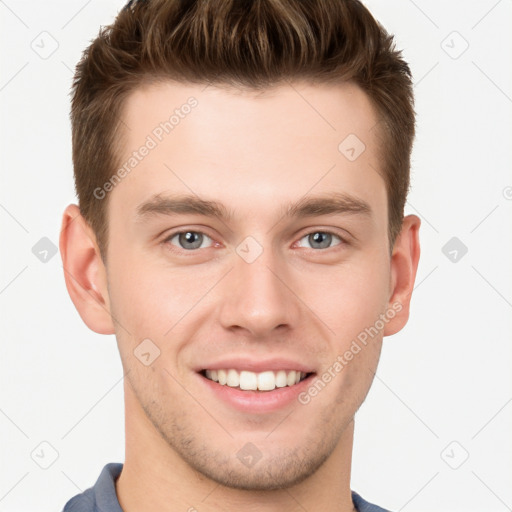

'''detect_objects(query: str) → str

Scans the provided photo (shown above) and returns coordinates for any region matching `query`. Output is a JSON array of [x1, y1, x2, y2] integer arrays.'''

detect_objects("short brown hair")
[[70, 0, 415, 260]]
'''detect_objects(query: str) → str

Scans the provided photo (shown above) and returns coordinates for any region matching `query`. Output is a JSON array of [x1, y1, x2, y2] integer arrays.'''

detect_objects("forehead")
[[121, 79, 380, 144], [110, 79, 386, 228]]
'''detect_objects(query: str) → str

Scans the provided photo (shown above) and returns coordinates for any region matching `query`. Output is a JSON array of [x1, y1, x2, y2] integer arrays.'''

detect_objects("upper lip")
[[196, 357, 316, 374]]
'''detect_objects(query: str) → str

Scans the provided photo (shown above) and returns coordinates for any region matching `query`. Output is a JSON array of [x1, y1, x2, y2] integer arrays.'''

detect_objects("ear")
[[59, 204, 115, 335], [383, 214, 421, 336]]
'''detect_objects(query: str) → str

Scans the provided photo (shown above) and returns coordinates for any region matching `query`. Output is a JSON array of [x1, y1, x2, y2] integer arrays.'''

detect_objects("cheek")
[[305, 251, 390, 342], [106, 251, 222, 359], [106, 252, 178, 341], [333, 339, 382, 410]]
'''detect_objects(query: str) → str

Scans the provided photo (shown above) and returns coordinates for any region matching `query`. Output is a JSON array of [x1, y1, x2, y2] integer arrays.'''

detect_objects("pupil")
[[181, 231, 202, 249], [311, 232, 330, 249]]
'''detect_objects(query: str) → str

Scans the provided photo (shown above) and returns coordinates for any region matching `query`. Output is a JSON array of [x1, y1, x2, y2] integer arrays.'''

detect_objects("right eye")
[[164, 230, 215, 251]]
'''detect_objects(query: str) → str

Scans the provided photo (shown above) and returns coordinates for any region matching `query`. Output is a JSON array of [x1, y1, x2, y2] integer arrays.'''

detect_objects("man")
[[60, 0, 420, 510]]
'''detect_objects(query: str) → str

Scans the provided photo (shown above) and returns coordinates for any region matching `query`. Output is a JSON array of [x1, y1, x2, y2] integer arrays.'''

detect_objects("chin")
[[187, 450, 330, 491]]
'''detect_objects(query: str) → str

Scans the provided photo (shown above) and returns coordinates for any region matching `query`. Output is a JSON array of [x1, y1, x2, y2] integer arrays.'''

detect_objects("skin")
[[60, 80, 420, 512]]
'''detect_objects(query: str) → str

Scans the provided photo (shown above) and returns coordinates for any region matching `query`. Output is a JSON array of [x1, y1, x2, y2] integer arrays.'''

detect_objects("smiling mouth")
[[199, 368, 315, 392]]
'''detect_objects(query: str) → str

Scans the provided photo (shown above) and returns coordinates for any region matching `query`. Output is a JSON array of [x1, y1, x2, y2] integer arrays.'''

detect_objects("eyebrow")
[[135, 192, 372, 223]]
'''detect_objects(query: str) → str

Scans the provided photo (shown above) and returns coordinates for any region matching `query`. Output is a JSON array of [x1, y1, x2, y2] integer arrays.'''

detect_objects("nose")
[[218, 244, 301, 338]]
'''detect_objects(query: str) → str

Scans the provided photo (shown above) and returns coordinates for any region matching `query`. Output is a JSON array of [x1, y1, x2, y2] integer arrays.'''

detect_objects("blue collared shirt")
[[62, 462, 391, 512]]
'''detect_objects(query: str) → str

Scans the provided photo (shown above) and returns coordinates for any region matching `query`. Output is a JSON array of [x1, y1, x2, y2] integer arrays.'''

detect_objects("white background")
[[1, 1, 511, 510]]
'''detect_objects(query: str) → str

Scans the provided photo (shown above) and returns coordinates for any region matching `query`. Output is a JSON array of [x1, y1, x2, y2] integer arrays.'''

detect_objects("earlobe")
[[59, 204, 115, 335], [383, 214, 421, 336]]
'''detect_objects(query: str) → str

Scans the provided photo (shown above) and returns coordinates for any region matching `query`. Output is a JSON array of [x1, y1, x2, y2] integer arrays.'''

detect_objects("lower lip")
[[198, 372, 316, 414]]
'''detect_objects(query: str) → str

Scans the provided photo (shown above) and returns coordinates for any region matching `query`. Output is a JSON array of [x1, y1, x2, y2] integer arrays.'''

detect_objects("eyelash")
[[162, 229, 348, 255]]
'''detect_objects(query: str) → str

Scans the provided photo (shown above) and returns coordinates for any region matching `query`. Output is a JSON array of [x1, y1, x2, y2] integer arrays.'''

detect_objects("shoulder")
[[61, 463, 124, 512], [351, 490, 393, 512], [61, 488, 96, 512]]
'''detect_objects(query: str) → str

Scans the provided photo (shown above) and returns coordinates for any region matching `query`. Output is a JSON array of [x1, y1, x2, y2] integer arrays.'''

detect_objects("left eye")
[[297, 231, 343, 250], [166, 231, 214, 250]]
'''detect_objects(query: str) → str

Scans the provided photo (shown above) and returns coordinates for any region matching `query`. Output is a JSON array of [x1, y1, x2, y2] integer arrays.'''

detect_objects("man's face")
[[104, 80, 393, 489]]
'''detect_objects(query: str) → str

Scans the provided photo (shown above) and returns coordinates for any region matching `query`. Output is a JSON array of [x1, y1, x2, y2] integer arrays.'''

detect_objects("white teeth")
[[275, 370, 288, 388], [218, 369, 227, 385], [203, 369, 309, 391], [240, 370, 258, 390], [226, 369, 239, 387], [257, 371, 275, 391]]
